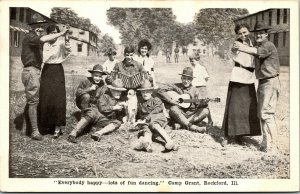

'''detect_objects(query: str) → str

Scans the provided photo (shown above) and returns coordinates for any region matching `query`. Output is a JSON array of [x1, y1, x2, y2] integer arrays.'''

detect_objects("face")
[[140, 46, 148, 57], [108, 54, 116, 61], [255, 30, 268, 43], [111, 89, 122, 99], [141, 90, 152, 101], [237, 27, 250, 41], [33, 26, 45, 36], [124, 52, 134, 63], [181, 75, 193, 88], [92, 72, 102, 83], [189, 59, 196, 67]]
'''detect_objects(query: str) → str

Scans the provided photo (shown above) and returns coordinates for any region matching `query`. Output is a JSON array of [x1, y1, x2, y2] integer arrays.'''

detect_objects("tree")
[[194, 8, 249, 53], [98, 34, 116, 54]]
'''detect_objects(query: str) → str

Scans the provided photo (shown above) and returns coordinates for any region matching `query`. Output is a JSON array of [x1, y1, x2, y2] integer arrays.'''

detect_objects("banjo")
[[167, 91, 220, 109]]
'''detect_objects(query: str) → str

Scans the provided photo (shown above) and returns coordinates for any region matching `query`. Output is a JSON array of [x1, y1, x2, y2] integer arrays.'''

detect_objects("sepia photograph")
[[0, 0, 299, 192]]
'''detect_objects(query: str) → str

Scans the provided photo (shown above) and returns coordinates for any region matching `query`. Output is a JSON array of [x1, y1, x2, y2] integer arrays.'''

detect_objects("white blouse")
[[192, 63, 209, 87], [134, 55, 156, 86], [103, 59, 119, 74], [43, 37, 71, 64], [230, 39, 255, 84]]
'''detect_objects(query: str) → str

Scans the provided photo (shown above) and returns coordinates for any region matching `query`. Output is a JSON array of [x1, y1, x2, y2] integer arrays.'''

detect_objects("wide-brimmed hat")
[[137, 80, 155, 91], [106, 47, 117, 56], [88, 64, 106, 74], [178, 67, 195, 78], [107, 79, 127, 91], [250, 22, 272, 32]]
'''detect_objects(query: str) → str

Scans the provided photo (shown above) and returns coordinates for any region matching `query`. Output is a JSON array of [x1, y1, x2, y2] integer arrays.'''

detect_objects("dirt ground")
[[9, 54, 290, 178]]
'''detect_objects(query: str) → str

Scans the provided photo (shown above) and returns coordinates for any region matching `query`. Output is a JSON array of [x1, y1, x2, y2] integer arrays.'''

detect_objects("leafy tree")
[[98, 33, 116, 55], [194, 8, 249, 53]]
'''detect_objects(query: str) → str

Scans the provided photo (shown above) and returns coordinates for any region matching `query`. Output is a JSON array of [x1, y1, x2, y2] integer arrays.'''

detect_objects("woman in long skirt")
[[39, 24, 71, 138], [221, 23, 261, 146]]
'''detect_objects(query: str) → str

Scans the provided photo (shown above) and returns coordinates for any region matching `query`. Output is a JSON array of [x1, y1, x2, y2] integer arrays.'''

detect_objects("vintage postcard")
[[0, 0, 299, 192]]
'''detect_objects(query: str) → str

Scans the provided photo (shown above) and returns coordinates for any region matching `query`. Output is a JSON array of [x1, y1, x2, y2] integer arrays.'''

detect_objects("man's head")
[[124, 45, 135, 64], [138, 39, 152, 57], [234, 23, 250, 41], [189, 55, 200, 67], [250, 22, 272, 43], [28, 21, 49, 36], [107, 79, 126, 99], [137, 80, 154, 101], [106, 47, 117, 61], [88, 64, 105, 83], [179, 67, 194, 88]]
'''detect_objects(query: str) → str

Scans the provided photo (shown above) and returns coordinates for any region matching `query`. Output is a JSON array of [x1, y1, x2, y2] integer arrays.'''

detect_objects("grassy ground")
[[9, 54, 290, 178]]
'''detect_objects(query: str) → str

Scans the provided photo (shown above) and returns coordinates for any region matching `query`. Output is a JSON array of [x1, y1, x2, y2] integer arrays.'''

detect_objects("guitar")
[[167, 91, 220, 109]]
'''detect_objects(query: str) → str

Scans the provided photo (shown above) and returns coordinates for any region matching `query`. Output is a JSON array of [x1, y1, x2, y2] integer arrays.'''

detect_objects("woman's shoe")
[[53, 126, 63, 139]]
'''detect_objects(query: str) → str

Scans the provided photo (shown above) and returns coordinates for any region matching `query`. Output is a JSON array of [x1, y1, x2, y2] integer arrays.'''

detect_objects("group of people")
[[20, 18, 280, 153]]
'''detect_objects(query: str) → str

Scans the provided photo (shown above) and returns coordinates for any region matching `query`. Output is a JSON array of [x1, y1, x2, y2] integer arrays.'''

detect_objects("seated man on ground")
[[156, 67, 211, 133], [134, 80, 178, 152]]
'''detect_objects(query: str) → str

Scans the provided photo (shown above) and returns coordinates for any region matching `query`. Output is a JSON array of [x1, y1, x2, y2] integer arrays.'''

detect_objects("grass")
[[9, 54, 290, 178]]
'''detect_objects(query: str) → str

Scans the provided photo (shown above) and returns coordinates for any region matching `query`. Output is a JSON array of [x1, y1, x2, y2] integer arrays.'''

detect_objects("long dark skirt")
[[222, 81, 261, 137], [39, 63, 66, 133]]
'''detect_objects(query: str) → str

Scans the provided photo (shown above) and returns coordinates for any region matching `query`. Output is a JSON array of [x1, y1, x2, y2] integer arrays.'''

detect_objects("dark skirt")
[[39, 63, 66, 132], [222, 81, 261, 137]]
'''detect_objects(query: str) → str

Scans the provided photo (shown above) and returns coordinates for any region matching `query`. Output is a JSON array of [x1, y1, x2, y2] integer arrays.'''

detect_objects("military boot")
[[28, 104, 42, 141], [67, 117, 89, 143]]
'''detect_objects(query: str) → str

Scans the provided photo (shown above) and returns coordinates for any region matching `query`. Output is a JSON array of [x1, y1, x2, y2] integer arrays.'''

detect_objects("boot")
[[91, 123, 116, 142], [54, 126, 63, 139], [28, 104, 42, 141], [188, 123, 206, 133], [67, 117, 90, 143]]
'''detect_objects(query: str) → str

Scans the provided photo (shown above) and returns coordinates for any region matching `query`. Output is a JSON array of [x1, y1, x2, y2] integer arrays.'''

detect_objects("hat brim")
[[178, 73, 195, 78], [28, 21, 49, 26], [88, 70, 107, 75], [250, 27, 272, 32], [107, 85, 127, 91], [137, 87, 155, 91]]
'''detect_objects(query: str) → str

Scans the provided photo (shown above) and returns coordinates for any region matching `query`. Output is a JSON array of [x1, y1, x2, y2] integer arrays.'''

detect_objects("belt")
[[259, 74, 279, 81], [235, 63, 255, 72]]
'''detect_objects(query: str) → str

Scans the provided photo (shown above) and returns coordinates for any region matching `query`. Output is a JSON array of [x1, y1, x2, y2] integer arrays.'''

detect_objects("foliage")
[[106, 8, 195, 54], [50, 7, 101, 35], [194, 8, 249, 49], [98, 34, 117, 55]]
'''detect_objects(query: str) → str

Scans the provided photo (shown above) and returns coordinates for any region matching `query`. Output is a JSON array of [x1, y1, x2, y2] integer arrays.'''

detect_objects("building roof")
[[234, 9, 273, 22]]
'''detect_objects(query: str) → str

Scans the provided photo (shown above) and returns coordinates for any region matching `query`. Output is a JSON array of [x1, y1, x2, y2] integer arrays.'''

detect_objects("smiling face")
[[111, 89, 122, 99], [141, 90, 152, 101], [124, 52, 134, 63], [140, 46, 148, 57], [237, 27, 250, 41], [91, 72, 102, 84], [255, 30, 268, 43], [181, 75, 193, 88]]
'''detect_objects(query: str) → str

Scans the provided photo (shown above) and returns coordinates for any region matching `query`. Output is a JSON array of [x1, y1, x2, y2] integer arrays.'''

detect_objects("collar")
[[122, 59, 135, 67]]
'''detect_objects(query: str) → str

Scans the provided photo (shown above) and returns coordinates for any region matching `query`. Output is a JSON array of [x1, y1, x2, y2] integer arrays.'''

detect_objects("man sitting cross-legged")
[[156, 67, 211, 133], [68, 79, 126, 143]]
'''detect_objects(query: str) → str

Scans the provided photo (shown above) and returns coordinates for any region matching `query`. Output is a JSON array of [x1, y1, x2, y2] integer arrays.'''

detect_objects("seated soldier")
[[110, 45, 148, 90], [90, 79, 127, 142], [75, 64, 106, 110], [156, 67, 211, 133], [134, 80, 179, 152], [68, 79, 126, 143]]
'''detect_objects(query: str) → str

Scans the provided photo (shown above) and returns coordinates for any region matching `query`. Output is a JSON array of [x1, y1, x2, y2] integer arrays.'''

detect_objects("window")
[[10, 7, 17, 20], [193, 41, 197, 46], [26, 9, 31, 23], [262, 12, 264, 20], [283, 32, 287, 47], [269, 11, 272, 26], [277, 9, 280, 24], [283, 9, 288, 23], [77, 44, 82, 52], [256, 15, 258, 23], [79, 30, 85, 35], [19, 8, 25, 22], [268, 33, 271, 41], [203, 49, 206, 54], [273, 33, 278, 47], [10, 30, 13, 46], [13, 31, 20, 47], [250, 17, 253, 27]]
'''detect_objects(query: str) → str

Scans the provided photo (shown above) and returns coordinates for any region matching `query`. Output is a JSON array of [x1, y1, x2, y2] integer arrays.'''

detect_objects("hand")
[[233, 41, 243, 50], [90, 84, 98, 91], [117, 102, 127, 107], [113, 105, 123, 110], [60, 25, 70, 35]]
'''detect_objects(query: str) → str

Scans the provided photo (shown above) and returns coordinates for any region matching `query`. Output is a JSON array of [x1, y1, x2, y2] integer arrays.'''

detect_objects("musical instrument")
[[166, 91, 221, 109], [111, 71, 146, 89]]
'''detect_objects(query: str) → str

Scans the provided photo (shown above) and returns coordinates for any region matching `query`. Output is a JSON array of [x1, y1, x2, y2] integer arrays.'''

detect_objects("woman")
[[134, 39, 157, 88], [39, 25, 71, 138], [221, 23, 261, 146]]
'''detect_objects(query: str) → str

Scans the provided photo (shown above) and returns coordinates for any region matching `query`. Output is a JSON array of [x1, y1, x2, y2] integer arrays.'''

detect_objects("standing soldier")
[[174, 45, 179, 63]]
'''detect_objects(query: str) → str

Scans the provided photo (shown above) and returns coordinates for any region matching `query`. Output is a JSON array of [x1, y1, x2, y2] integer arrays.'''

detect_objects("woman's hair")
[[46, 25, 60, 34], [137, 39, 152, 55], [234, 23, 250, 34], [124, 45, 135, 54]]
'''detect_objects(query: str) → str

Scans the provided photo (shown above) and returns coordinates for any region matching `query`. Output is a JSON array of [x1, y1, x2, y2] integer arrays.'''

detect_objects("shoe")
[[207, 121, 213, 127], [143, 142, 153, 153], [165, 142, 179, 151], [220, 138, 228, 147], [91, 133, 102, 142], [173, 123, 182, 130], [31, 132, 43, 141], [189, 125, 206, 133], [67, 135, 77, 143], [53, 127, 63, 139]]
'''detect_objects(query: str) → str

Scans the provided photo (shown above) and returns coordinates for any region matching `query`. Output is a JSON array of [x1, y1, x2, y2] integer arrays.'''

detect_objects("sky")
[[30, 5, 264, 44]]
